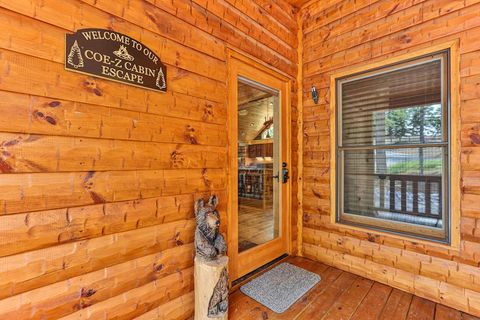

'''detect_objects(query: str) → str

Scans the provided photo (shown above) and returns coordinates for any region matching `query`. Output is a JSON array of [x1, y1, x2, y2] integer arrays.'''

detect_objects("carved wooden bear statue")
[[195, 195, 227, 260]]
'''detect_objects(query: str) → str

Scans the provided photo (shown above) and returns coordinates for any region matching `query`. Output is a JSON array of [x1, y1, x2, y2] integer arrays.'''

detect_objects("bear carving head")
[[195, 195, 220, 239]]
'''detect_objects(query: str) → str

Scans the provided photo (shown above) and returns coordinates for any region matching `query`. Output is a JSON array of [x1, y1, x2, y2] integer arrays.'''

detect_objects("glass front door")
[[237, 77, 280, 253], [227, 51, 290, 281]]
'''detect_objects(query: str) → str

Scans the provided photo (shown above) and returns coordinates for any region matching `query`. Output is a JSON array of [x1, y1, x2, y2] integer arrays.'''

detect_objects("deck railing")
[[375, 173, 442, 219]]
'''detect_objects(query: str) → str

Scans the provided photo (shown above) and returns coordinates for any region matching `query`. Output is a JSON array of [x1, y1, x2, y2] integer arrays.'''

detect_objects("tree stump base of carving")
[[194, 255, 229, 320]]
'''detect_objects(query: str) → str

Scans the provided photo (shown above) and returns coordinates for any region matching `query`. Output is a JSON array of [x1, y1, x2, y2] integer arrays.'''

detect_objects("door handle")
[[273, 163, 289, 183], [282, 162, 289, 184]]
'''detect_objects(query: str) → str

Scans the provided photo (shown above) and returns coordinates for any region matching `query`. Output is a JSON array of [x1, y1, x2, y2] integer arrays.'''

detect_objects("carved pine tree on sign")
[[67, 40, 84, 69], [156, 68, 166, 89]]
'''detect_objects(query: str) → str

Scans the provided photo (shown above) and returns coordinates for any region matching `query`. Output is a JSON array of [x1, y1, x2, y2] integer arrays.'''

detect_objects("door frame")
[[226, 49, 292, 282]]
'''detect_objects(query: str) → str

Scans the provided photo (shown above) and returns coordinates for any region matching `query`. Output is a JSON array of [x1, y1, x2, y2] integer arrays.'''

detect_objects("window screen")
[[336, 51, 449, 242]]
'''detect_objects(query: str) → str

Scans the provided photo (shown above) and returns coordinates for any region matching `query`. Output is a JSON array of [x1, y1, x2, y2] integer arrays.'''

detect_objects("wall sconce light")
[[311, 86, 319, 104]]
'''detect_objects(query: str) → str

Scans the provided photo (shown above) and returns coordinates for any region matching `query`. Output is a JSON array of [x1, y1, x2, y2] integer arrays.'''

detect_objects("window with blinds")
[[335, 51, 450, 242]]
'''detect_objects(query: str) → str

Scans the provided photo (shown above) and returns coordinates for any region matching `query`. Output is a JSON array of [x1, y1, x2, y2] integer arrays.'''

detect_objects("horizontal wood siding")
[[0, 0, 297, 318], [300, 0, 480, 317]]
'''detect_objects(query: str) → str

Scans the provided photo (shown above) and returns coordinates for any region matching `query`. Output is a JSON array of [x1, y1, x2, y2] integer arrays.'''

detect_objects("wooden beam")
[[296, 11, 304, 256]]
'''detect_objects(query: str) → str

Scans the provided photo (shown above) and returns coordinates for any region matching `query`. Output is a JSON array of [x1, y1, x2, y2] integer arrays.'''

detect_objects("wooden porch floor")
[[229, 256, 480, 320]]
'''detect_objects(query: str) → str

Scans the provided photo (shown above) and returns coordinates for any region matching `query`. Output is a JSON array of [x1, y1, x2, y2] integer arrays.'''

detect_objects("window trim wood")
[[329, 40, 461, 249]]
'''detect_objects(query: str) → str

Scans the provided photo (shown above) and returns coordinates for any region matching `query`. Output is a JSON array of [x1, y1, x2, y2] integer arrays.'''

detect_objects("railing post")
[[412, 180, 419, 213], [425, 181, 431, 215], [389, 179, 396, 211]]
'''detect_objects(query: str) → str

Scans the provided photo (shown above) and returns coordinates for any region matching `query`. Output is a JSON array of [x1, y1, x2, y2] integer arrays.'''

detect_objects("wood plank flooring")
[[229, 256, 480, 320], [238, 199, 275, 251]]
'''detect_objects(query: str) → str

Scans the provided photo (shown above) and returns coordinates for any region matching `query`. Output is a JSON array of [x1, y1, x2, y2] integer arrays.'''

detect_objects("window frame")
[[329, 41, 461, 248]]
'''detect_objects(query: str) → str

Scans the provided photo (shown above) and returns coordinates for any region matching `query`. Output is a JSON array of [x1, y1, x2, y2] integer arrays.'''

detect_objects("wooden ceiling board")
[[238, 82, 272, 107], [238, 97, 275, 142], [284, 0, 312, 8], [237, 81, 277, 143]]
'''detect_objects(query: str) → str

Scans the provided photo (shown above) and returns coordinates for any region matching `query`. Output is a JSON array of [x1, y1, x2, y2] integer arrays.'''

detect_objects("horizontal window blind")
[[341, 60, 443, 147]]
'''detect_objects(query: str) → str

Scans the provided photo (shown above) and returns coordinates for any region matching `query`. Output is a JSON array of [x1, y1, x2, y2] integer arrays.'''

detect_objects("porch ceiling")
[[284, 0, 311, 8]]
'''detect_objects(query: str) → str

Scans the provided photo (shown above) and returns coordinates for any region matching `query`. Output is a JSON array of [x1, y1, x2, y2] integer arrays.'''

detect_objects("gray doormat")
[[240, 262, 321, 313]]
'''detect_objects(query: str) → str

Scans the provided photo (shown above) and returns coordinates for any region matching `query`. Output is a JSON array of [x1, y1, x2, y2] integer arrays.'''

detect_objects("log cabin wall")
[[300, 0, 480, 316], [0, 0, 298, 318]]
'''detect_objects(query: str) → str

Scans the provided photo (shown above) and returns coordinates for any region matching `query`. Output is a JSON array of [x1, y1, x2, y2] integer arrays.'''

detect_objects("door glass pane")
[[237, 77, 280, 253]]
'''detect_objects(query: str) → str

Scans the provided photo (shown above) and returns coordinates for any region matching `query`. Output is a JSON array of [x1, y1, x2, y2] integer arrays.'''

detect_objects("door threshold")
[[230, 253, 289, 291]]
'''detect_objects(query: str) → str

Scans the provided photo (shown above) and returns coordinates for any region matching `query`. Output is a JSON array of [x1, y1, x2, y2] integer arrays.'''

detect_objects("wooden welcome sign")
[[65, 28, 167, 92]]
